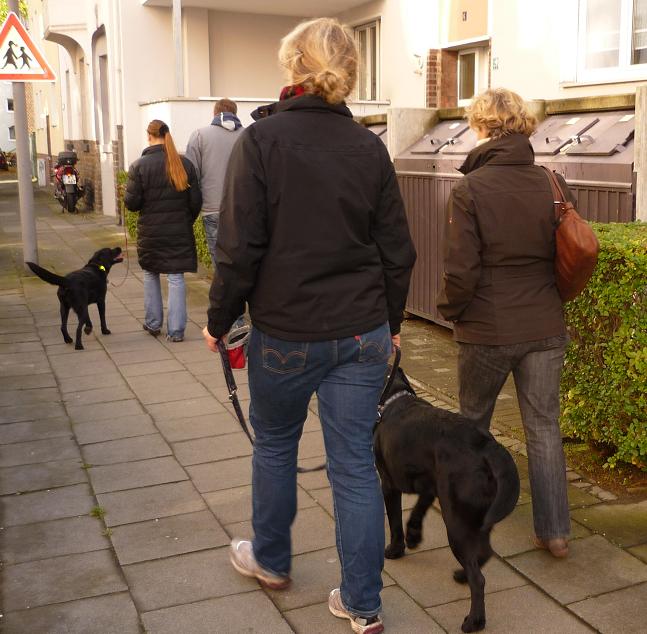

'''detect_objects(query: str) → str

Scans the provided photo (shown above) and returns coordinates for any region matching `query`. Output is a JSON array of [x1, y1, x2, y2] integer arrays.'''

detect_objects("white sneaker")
[[229, 539, 291, 590], [328, 588, 384, 633]]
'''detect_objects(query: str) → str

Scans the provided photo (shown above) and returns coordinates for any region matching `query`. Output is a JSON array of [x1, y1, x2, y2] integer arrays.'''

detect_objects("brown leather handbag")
[[541, 167, 599, 302]]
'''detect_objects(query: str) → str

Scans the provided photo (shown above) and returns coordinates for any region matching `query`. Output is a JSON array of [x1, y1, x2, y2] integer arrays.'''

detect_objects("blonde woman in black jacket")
[[203, 18, 415, 634], [125, 120, 202, 342]]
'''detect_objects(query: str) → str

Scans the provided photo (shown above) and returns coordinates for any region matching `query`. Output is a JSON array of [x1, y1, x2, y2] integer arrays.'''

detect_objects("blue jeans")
[[457, 334, 570, 540], [248, 322, 391, 618], [143, 270, 187, 338], [203, 212, 245, 331]]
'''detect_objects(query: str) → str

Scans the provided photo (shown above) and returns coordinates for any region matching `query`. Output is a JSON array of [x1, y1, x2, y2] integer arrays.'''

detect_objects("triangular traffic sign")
[[0, 11, 56, 81]]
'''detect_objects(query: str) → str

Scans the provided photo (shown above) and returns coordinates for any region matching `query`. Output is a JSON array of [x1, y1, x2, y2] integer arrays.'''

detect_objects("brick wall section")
[[63, 139, 102, 212], [440, 50, 458, 108], [426, 49, 441, 108]]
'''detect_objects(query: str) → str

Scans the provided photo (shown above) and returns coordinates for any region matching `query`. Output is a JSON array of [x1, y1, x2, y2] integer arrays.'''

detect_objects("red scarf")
[[279, 84, 306, 100]]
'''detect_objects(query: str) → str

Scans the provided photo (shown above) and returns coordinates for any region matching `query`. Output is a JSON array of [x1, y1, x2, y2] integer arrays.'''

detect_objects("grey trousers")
[[457, 334, 570, 540]]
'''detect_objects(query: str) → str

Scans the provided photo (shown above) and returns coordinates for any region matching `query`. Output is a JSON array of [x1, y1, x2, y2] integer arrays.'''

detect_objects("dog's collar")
[[90, 263, 107, 273], [377, 390, 414, 417]]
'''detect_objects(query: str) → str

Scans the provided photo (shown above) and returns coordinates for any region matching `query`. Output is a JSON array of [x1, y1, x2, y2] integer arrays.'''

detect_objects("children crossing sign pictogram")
[[0, 12, 55, 81]]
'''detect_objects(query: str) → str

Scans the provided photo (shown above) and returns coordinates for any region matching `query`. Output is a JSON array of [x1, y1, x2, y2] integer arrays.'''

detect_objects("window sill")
[[562, 71, 647, 88], [351, 99, 391, 106]]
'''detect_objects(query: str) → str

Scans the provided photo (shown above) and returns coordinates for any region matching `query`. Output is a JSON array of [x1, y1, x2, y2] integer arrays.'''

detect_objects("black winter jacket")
[[125, 145, 202, 274], [207, 95, 416, 340]]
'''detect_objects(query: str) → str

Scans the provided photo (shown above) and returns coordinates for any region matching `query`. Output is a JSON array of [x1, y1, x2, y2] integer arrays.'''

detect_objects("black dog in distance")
[[374, 367, 520, 632], [27, 247, 123, 350]]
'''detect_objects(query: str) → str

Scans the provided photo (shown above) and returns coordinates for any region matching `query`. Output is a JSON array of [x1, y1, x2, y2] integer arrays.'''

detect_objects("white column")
[[635, 86, 647, 222]]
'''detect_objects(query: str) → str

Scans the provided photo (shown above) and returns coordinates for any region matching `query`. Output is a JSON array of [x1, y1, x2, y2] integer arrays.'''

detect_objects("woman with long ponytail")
[[125, 119, 202, 342]]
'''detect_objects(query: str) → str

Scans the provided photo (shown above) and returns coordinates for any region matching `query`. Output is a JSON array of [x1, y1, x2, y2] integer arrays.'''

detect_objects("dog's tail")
[[481, 440, 520, 530], [26, 262, 68, 287]]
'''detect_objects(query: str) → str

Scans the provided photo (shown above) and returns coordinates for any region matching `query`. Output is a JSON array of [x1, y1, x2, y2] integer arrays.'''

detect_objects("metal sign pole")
[[8, 0, 37, 266]]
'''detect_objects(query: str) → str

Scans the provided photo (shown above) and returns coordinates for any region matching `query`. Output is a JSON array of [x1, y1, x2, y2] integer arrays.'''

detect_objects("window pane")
[[370, 26, 377, 101], [7, 98, 14, 112], [459, 53, 476, 100], [9, 126, 15, 140], [633, 0, 647, 64], [584, 0, 621, 69], [357, 28, 367, 100]]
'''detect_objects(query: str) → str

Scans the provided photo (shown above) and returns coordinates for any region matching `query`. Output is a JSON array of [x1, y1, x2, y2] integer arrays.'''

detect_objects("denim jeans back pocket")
[[261, 333, 309, 374], [357, 322, 392, 363]]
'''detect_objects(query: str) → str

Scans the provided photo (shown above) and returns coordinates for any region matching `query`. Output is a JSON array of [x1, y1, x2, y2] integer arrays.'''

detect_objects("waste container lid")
[[530, 115, 600, 155], [409, 120, 469, 155], [564, 111, 635, 156]]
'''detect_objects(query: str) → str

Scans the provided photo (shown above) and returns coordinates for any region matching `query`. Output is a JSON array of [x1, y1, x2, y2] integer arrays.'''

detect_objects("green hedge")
[[117, 170, 213, 269], [561, 222, 647, 471]]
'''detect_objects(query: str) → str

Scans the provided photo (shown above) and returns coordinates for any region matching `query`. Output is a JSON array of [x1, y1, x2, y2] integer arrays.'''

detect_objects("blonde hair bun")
[[279, 18, 357, 104]]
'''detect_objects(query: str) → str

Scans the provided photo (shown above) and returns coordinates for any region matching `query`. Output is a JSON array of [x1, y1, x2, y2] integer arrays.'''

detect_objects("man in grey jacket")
[[185, 98, 244, 267]]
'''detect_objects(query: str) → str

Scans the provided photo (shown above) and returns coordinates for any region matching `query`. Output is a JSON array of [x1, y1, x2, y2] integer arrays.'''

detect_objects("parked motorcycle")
[[53, 151, 84, 213]]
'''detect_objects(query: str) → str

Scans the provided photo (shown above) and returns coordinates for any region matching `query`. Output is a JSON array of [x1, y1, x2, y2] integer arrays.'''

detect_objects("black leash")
[[217, 339, 325, 473], [217, 341, 403, 472]]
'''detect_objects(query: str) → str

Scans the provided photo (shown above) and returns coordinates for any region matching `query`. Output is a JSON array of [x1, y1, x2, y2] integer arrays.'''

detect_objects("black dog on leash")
[[27, 247, 123, 350], [374, 366, 520, 633]]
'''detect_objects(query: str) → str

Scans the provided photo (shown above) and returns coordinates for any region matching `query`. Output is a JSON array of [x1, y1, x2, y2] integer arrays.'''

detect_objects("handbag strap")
[[540, 166, 567, 222]]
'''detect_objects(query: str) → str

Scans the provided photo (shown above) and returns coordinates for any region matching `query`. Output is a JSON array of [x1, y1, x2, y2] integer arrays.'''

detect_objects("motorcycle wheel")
[[64, 193, 77, 213]]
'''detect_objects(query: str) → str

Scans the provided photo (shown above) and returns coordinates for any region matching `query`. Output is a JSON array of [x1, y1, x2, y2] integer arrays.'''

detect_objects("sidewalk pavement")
[[1, 182, 646, 633]]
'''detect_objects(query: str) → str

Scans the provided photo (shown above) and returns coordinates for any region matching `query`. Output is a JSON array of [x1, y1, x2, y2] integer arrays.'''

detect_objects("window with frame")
[[458, 50, 477, 104], [7, 98, 14, 112], [9, 125, 15, 140], [354, 20, 380, 101], [578, 0, 647, 80]]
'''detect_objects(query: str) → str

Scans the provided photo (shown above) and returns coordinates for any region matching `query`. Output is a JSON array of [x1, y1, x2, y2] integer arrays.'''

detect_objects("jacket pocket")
[[357, 322, 392, 363], [262, 333, 309, 374]]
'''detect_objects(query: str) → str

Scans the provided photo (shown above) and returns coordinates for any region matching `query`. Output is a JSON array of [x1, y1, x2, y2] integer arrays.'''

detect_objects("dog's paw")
[[63, 336, 73, 344], [75, 343, 84, 350], [101, 328, 111, 335], [84, 325, 93, 334], [453, 569, 468, 584], [384, 543, 406, 559], [461, 615, 486, 632], [405, 526, 423, 549]]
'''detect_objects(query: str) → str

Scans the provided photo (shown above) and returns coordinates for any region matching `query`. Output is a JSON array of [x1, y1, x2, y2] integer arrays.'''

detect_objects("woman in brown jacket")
[[437, 88, 572, 558]]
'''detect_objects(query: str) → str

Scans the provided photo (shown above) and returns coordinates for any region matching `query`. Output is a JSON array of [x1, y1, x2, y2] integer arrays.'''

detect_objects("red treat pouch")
[[228, 344, 246, 369]]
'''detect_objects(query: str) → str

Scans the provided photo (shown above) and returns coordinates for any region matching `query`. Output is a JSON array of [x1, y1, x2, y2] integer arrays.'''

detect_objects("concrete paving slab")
[[67, 399, 145, 424], [297, 429, 326, 460], [58, 371, 127, 394], [0, 341, 43, 354], [155, 411, 240, 442], [0, 353, 48, 377], [0, 401, 67, 424], [186, 456, 252, 493], [119, 358, 186, 377], [172, 432, 252, 466], [571, 501, 647, 548], [147, 395, 226, 422], [428, 584, 594, 634], [3, 549, 128, 611], [268, 546, 394, 613], [98, 481, 206, 527], [385, 547, 526, 608], [124, 547, 257, 611], [89, 456, 188, 493], [508, 534, 647, 604], [63, 385, 136, 406], [0, 436, 80, 467], [226, 505, 337, 556], [0, 459, 86, 495], [110, 347, 174, 366], [569, 581, 647, 633], [48, 350, 113, 377], [1, 592, 141, 634], [204, 484, 317, 525], [45, 339, 104, 354], [0, 332, 40, 345], [629, 544, 647, 563], [125, 369, 201, 391], [296, 457, 331, 490], [0, 418, 72, 444], [0, 387, 60, 406], [2, 483, 95, 526], [0, 373, 56, 390], [131, 378, 211, 405], [491, 503, 591, 557], [111, 509, 229, 565], [0, 515, 110, 564], [141, 591, 293, 634], [82, 433, 171, 465], [73, 413, 157, 444]]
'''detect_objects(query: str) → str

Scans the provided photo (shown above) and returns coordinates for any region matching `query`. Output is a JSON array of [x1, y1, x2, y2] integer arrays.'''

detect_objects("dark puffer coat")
[[125, 144, 202, 273]]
